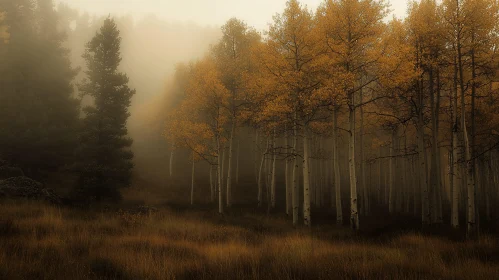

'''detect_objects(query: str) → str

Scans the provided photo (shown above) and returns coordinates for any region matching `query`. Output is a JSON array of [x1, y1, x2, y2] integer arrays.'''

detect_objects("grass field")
[[1, 200, 499, 280]]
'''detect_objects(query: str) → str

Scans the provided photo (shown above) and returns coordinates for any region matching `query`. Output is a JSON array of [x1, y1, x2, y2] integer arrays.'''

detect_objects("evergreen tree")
[[76, 17, 135, 201], [0, 0, 80, 178]]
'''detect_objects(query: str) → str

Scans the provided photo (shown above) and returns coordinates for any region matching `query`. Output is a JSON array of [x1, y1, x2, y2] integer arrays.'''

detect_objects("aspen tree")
[[317, 0, 389, 229], [213, 18, 261, 208], [253, 0, 325, 225], [165, 57, 230, 213], [191, 153, 195, 205], [271, 128, 277, 208]]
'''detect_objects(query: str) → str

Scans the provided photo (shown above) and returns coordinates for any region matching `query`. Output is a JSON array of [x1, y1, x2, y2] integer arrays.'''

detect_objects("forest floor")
[[1, 197, 499, 280]]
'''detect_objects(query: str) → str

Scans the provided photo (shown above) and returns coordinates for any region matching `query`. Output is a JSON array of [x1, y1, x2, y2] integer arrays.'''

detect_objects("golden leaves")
[[0, 11, 9, 44], [378, 18, 418, 90], [164, 56, 231, 160]]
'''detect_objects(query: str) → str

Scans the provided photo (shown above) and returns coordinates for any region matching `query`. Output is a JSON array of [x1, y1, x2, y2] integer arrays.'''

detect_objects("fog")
[[57, 0, 410, 30], [52, 0, 410, 188], [0, 0, 416, 194]]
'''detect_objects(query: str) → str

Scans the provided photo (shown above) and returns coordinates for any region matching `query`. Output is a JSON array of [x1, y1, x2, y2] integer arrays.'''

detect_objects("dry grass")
[[1, 201, 498, 280]]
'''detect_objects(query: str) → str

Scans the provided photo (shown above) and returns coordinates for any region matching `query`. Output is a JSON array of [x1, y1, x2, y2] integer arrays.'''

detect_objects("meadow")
[[1, 198, 499, 280]]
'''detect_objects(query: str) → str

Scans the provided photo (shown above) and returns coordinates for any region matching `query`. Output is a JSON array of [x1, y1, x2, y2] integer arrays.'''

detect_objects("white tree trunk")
[[402, 136, 408, 213], [226, 122, 235, 207], [378, 151, 382, 205], [484, 161, 491, 222], [451, 118, 460, 228], [417, 122, 430, 225], [191, 155, 195, 206], [451, 59, 460, 228], [266, 139, 271, 211], [348, 95, 359, 230], [217, 136, 223, 214], [257, 140, 268, 207], [319, 137, 325, 207], [360, 92, 367, 216], [333, 108, 342, 224], [285, 126, 291, 215], [271, 129, 277, 209], [389, 129, 395, 214], [464, 119, 477, 237], [292, 114, 299, 226], [385, 151, 389, 205], [303, 125, 311, 227], [221, 145, 226, 190], [254, 130, 259, 183]]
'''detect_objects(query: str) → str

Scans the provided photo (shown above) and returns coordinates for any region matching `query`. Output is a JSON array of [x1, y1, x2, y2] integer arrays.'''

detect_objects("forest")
[[1, 0, 499, 279]]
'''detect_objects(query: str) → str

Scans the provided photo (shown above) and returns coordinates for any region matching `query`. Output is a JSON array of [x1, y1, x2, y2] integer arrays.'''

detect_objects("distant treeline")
[[0, 0, 220, 198], [0, 0, 135, 201]]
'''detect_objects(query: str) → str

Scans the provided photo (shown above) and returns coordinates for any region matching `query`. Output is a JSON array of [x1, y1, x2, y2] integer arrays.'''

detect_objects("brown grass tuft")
[[0, 201, 498, 279]]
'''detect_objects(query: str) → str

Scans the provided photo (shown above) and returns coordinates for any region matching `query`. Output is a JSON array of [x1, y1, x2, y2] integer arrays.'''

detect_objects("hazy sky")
[[57, 0, 410, 30]]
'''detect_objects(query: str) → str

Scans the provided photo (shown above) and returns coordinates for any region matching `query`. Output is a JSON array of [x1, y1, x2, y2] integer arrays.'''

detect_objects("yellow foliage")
[[0, 11, 9, 44], [164, 56, 230, 162], [316, 0, 389, 103]]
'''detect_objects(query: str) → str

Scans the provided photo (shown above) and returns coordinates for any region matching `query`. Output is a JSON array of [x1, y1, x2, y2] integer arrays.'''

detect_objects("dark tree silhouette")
[[76, 17, 135, 201], [0, 0, 80, 179]]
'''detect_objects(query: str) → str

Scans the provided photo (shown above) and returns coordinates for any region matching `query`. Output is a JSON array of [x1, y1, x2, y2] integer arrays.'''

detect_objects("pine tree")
[[76, 17, 135, 202], [0, 0, 80, 178]]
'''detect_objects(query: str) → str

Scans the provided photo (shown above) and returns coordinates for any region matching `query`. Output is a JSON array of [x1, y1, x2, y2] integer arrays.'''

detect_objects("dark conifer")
[[76, 17, 135, 201], [0, 0, 80, 178]]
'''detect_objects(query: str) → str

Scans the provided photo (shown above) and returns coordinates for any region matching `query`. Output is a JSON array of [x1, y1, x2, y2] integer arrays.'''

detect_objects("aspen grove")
[[165, 0, 499, 238]]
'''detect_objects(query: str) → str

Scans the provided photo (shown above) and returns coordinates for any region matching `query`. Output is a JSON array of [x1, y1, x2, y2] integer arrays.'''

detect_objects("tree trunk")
[[436, 70, 443, 223], [292, 112, 299, 226], [257, 140, 267, 208], [471, 32, 479, 235], [221, 145, 226, 190], [217, 136, 223, 214], [254, 130, 259, 183], [285, 126, 291, 215], [463, 117, 476, 238], [360, 92, 367, 216], [417, 67, 430, 225], [485, 160, 491, 222], [169, 141, 175, 178], [266, 139, 271, 211], [418, 119, 430, 225], [190, 155, 195, 206], [402, 135, 408, 213], [412, 157, 419, 216], [271, 129, 277, 209], [226, 122, 235, 207], [319, 137, 325, 207], [378, 151, 382, 206], [236, 138, 240, 185], [333, 108, 342, 224], [429, 67, 443, 224], [389, 128, 396, 214], [451, 61, 460, 228], [303, 124, 311, 227], [456, 22, 477, 238], [349, 94, 359, 230], [429, 68, 437, 224]]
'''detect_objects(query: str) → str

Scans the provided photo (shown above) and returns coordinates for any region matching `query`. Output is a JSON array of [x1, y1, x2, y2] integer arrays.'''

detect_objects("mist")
[[53, 3, 222, 188], [52, 0, 409, 188]]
